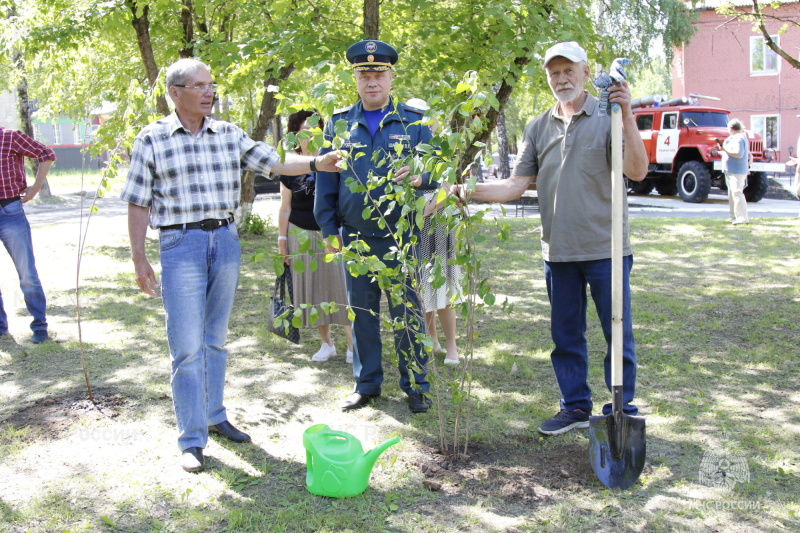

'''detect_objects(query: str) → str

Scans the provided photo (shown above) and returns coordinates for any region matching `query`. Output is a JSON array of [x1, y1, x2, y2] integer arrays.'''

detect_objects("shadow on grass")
[[1, 217, 799, 531]]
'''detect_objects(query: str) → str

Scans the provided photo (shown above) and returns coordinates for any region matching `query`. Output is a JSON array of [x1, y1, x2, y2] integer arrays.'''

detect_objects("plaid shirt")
[[121, 113, 279, 228], [0, 128, 57, 200]]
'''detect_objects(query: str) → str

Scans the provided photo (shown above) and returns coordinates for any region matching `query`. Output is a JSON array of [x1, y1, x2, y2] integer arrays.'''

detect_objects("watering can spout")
[[358, 436, 401, 473]]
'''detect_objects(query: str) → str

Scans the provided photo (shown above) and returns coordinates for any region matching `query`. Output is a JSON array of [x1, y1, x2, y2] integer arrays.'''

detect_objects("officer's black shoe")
[[341, 392, 378, 411], [408, 393, 432, 413], [208, 420, 251, 443]]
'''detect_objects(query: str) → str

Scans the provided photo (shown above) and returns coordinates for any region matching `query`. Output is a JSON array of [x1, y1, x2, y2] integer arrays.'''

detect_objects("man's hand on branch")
[[392, 165, 422, 187], [316, 151, 346, 172]]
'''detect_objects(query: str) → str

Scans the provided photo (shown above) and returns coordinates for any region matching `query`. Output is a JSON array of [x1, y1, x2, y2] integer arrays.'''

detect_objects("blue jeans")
[[544, 257, 638, 416], [0, 199, 47, 334], [159, 225, 241, 451], [342, 232, 428, 396]]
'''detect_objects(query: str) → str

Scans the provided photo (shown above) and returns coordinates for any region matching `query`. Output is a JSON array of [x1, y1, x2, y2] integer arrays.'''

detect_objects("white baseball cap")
[[543, 41, 588, 67]]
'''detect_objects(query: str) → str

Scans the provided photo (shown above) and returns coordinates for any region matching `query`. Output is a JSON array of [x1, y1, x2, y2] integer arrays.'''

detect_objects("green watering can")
[[303, 424, 400, 498]]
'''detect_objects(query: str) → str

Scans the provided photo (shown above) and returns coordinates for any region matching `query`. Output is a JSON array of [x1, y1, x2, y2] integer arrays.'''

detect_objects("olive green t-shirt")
[[514, 93, 632, 262]]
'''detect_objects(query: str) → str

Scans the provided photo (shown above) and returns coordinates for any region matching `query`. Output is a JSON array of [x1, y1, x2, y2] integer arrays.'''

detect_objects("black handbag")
[[268, 270, 301, 344]]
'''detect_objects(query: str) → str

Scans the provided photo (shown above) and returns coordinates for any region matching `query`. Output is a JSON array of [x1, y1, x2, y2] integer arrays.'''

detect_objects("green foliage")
[[1, 0, 699, 174], [241, 213, 268, 235], [596, 0, 697, 66], [629, 56, 673, 99], [1, 0, 705, 460]]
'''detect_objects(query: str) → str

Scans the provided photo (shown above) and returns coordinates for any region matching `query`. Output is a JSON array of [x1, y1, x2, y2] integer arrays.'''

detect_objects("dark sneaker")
[[30, 331, 49, 344], [537, 409, 590, 435], [408, 393, 432, 413]]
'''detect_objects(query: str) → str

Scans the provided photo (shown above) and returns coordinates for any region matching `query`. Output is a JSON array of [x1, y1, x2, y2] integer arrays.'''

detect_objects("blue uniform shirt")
[[314, 98, 434, 239]]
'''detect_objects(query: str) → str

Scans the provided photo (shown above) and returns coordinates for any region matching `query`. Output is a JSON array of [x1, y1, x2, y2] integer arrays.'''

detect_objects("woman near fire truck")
[[717, 118, 750, 225]]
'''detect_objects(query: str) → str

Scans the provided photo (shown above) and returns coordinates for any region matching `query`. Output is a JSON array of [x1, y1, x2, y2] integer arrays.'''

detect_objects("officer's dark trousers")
[[342, 232, 429, 397]]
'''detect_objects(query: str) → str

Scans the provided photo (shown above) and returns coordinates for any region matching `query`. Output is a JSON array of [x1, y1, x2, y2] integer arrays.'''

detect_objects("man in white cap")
[[454, 41, 648, 435]]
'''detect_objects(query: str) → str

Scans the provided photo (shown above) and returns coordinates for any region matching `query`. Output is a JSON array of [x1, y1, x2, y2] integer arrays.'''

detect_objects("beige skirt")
[[287, 223, 350, 327]]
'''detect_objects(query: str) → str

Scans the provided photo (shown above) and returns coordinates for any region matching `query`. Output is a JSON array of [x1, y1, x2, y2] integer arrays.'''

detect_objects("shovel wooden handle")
[[611, 107, 624, 411]]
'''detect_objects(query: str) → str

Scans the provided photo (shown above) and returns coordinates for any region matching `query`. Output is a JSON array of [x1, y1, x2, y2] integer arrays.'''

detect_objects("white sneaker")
[[345, 350, 353, 364], [311, 342, 336, 362]]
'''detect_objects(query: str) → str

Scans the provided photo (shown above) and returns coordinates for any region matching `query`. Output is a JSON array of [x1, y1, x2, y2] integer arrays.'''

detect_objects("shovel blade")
[[588, 413, 646, 490]]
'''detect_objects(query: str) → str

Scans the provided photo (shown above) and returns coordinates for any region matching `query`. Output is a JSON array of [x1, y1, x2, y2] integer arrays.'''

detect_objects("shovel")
[[588, 84, 647, 490]]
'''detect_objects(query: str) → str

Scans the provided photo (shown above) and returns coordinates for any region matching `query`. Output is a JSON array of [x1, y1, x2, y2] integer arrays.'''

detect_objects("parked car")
[[254, 173, 280, 195], [489, 153, 515, 179], [468, 155, 487, 182]]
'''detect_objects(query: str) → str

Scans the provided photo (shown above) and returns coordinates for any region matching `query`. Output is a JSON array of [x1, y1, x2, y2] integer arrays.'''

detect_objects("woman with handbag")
[[277, 111, 353, 362]]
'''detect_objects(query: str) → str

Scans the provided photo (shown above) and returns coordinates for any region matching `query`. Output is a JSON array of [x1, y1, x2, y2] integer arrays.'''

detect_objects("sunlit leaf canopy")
[[1, 0, 695, 145]]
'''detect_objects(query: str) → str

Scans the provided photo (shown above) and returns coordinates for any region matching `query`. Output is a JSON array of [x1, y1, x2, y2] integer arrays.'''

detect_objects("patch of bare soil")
[[1, 387, 134, 440], [415, 440, 601, 506]]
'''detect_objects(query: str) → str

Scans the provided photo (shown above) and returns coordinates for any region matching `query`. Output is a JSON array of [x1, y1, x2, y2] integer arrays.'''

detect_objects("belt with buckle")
[[0, 196, 20, 207], [159, 215, 234, 232]]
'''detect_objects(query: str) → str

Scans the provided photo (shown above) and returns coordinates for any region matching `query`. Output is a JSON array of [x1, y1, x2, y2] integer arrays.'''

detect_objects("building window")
[[33, 123, 43, 143], [750, 35, 779, 75], [52, 123, 62, 145], [751, 115, 779, 149]]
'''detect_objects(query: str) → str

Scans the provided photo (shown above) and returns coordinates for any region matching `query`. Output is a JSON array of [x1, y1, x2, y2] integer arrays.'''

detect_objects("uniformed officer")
[[314, 39, 434, 413]]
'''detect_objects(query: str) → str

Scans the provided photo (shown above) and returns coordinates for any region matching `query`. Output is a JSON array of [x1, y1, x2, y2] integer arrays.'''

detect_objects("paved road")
[[3, 184, 796, 335], [18, 174, 800, 228], [476, 176, 800, 220], [628, 190, 798, 218]]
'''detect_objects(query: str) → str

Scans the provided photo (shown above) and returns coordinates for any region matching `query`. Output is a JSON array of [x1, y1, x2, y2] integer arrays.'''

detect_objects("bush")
[[241, 213, 267, 235]]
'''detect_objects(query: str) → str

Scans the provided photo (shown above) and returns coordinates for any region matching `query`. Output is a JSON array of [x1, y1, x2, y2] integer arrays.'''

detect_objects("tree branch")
[[751, 0, 800, 70]]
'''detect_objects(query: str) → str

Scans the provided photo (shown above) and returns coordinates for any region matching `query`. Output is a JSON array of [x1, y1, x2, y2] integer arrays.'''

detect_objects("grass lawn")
[[0, 192, 799, 532]]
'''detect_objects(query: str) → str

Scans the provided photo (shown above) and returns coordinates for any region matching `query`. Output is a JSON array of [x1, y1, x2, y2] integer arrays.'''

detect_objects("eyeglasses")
[[174, 83, 219, 93]]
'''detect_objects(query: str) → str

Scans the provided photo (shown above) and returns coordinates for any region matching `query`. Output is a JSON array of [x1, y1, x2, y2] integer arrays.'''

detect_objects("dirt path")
[[0, 192, 283, 338]]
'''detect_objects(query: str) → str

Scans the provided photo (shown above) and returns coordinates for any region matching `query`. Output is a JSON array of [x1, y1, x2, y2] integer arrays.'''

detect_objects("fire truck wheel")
[[677, 161, 711, 203], [743, 172, 768, 203]]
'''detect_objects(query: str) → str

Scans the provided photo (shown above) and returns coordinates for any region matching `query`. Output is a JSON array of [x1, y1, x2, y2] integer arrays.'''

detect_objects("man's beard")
[[552, 84, 582, 103]]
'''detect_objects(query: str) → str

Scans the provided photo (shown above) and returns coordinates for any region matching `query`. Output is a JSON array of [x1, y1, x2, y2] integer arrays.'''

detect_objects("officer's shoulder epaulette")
[[332, 105, 353, 116]]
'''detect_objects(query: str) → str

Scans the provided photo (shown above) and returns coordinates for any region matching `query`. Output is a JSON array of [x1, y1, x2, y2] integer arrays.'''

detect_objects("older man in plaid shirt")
[[0, 127, 56, 344], [122, 58, 341, 472]]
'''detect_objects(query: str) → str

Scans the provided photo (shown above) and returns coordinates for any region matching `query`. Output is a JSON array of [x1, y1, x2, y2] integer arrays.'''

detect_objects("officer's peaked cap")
[[346, 40, 398, 72]]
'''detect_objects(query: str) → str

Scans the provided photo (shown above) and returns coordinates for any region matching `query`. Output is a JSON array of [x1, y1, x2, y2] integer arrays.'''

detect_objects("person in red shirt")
[[0, 127, 56, 343]]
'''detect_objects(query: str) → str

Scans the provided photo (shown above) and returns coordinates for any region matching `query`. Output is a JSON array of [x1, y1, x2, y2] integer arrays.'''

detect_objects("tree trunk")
[[127, 0, 170, 116], [13, 52, 51, 198], [496, 111, 510, 179], [179, 0, 194, 58], [454, 55, 531, 181], [238, 64, 296, 225], [364, 0, 380, 39]]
